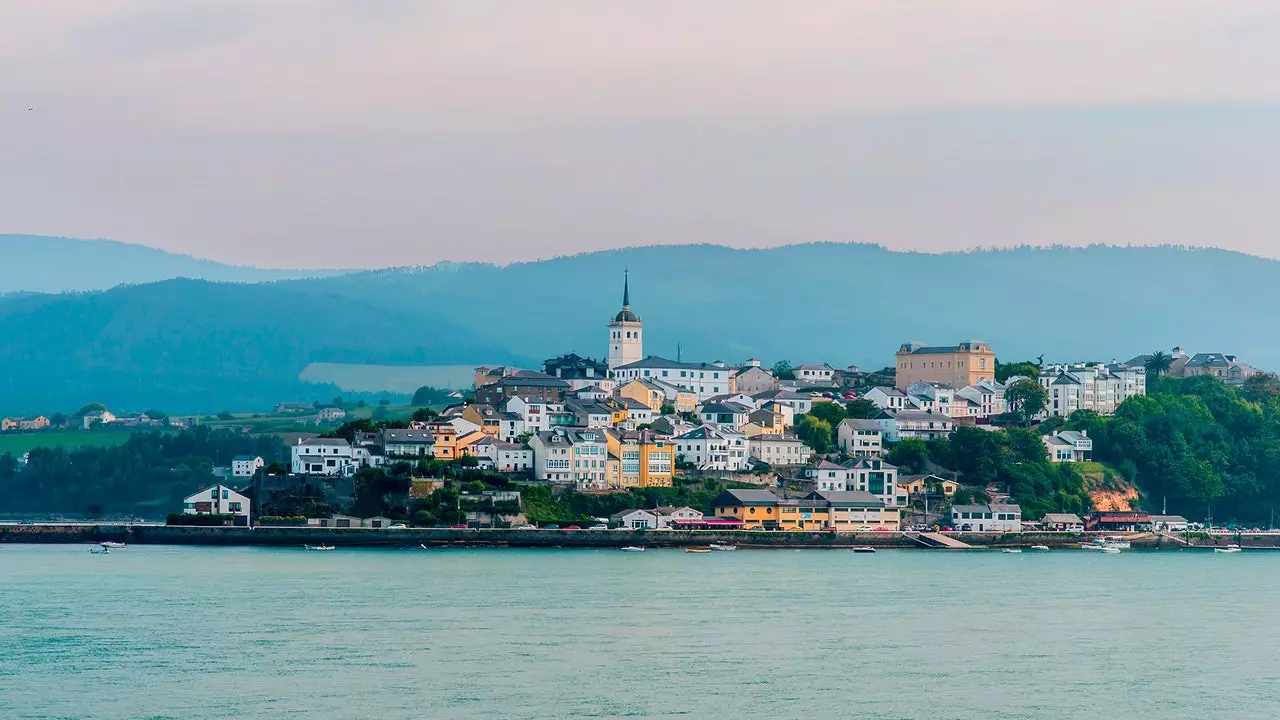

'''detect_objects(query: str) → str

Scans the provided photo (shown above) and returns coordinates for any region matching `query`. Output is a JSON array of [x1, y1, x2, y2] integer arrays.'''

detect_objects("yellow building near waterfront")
[[606, 429, 674, 488]]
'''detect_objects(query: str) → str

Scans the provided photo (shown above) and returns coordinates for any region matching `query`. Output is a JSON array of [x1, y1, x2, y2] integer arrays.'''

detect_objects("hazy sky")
[[4, 1, 1280, 269]]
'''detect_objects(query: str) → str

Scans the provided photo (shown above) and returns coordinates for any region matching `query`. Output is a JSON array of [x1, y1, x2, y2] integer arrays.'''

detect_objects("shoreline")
[[1, 524, 1270, 550]]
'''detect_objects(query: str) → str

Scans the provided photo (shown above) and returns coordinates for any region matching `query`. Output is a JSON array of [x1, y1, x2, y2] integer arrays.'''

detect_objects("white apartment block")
[[529, 428, 610, 489], [612, 357, 735, 402], [1039, 363, 1146, 417], [673, 425, 750, 471]]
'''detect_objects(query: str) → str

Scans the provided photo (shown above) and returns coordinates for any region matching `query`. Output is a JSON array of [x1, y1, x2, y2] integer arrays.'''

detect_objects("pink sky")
[[3, 1, 1280, 268]]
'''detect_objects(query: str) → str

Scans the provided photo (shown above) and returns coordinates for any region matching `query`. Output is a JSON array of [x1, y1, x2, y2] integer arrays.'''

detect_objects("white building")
[[505, 396, 566, 434], [654, 506, 704, 528], [673, 425, 750, 471], [751, 389, 813, 415], [735, 359, 778, 395], [904, 381, 954, 417], [612, 357, 736, 401], [316, 407, 347, 421], [607, 273, 644, 372], [875, 410, 954, 443], [291, 438, 358, 476], [1038, 363, 1147, 417], [183, 485, 251, 525], [697, 401, 752, 430], [231, 455, 264, 478], [529, 428, 610, 489], [611, 508, 658, 529], [472, 437, 534, 472], [864, 386, 911, 412], [1043, 430, 1093, 463], [955, 378, 1007, 419], [748, 434, 812, 467], [795, 363, 837, 385], [951, 503, 1022, 532], [380, 428, 435, 457], [806, 460, 849, 492], [836, 418, 883, 457], [844, 457, 908, 508]]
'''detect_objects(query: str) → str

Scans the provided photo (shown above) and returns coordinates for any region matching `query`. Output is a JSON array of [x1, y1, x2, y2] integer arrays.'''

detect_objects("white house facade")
[[183, 485, 251, 525]]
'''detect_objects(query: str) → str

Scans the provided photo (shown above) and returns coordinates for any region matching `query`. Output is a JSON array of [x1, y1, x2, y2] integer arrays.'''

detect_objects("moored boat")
[[89, 547, 110, 555], [709, 543, 738, 552], [1214, 545, 1242, 553], [620, 546, 646, 552], [685, 546, 711, 553], [304, 544, 335, 551], [1101, 546, 1122, 554], [100, 541, 126, 549], [1001, 548, 1022, 553], [1030, 545, 1050, 551]]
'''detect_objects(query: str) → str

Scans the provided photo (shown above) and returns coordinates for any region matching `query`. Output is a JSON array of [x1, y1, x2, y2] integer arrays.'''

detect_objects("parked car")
[[565, 525, 581, 531], [874, 526, 891, 532], [1065, 524, 1085, 532], [542, 524, 560, 530], [449, 524, 469, 529], [960, 524, 973, 532], [588, 524, 608, 531], [517, 524, 537, 529], [387, 523, 408, 530]]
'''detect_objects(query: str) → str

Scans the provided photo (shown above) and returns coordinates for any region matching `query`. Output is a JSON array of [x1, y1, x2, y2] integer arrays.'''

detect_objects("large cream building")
[[894, 341, 996, 390]]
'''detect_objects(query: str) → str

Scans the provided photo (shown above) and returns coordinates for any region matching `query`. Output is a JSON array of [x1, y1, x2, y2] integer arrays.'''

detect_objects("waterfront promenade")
[[1, 523, 1271, 550]]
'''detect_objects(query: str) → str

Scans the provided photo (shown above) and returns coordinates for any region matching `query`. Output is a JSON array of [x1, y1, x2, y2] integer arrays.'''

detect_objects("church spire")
[[622, 269, 630, 308]]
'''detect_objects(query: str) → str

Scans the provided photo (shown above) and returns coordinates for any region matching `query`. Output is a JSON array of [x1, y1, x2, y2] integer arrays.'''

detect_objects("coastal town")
[[1, 274, 1270, 544]]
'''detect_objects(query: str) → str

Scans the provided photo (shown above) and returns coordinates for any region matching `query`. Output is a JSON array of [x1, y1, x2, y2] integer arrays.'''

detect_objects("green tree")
[[660, 403, 676, 416], [845, 399, 878, 419], [411, 407, 438, 423], [1006, 427, 1048, 464], [76, 402, 108, 417], [412, 385, 451, 406], [143, 409, 168, 421], [1144, 351, 1173, 377], [996, 359, 1041, 383], [794, 414, 833, 454], [885, 437, 929, 473], [807, 401, 847, 428], [772, 360, 796, 381], [1005, 379, 1049, 425]]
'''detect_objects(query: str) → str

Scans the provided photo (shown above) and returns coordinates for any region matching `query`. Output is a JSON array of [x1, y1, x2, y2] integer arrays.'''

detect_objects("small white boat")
[[1102, 536, 1132, 549], [1214, 545, 1242, 553], [304, 544, 335, 551], [1080, 543, 1105, 551], [1101, 546, 1122, 554], [419, 543, 431, 550], [89, 547, 110, 555], [685, 546, 711, 553], [1001, 548, 1022, 553], [100, 541, 126, 549], [1030, 545, 1050, 551], [620, 546, 646, 552], [709, 543, 738, 552]]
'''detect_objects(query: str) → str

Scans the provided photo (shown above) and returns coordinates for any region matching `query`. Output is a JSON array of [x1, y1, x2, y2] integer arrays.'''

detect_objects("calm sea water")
[[2, 545, 1277, 720]]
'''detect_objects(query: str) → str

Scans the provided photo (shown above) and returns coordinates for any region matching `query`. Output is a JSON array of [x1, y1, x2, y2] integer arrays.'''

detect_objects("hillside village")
[[3, 274, 1265, 533], [194, 275, 1259, 531]]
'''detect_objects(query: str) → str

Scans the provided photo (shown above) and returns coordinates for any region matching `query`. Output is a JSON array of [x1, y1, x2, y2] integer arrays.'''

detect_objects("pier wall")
[[5, 524, 1265, 549]]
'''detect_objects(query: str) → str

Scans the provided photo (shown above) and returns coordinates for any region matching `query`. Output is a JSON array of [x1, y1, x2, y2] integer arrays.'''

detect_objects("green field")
[[0, 428, 142, 455]]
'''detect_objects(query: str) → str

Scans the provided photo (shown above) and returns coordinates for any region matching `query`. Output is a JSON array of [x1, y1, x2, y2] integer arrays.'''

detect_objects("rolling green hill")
[[1, 242, 1277, 415]]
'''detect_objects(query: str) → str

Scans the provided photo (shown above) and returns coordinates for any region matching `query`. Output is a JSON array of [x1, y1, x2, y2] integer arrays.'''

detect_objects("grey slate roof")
[[713, 489, 779, 506]]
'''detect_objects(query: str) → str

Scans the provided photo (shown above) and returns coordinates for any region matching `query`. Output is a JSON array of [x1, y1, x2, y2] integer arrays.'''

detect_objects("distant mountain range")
[[0, 240, 1276, 415], [0, 235, 346, 293]]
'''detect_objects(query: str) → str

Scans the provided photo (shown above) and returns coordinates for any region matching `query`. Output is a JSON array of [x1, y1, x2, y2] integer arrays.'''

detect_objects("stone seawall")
[[3, 524, 1259, 549]]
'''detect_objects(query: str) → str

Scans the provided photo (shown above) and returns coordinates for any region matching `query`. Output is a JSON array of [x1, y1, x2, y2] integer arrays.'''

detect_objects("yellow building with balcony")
[[606, 429, 674, 488]]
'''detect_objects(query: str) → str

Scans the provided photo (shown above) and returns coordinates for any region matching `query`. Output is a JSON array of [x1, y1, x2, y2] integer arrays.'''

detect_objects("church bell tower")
[[608, 271, 643, 373]]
